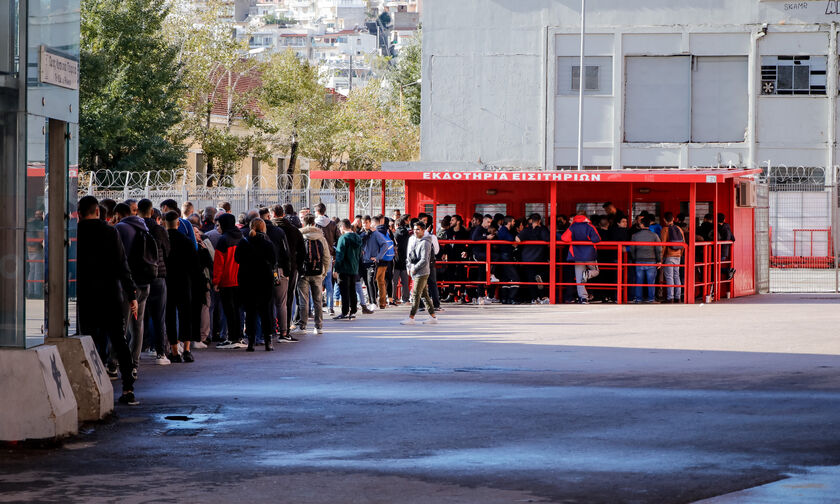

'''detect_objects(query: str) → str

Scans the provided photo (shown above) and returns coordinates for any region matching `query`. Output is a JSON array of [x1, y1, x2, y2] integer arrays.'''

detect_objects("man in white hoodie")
[[401, 221, 438, 326], [297, 214, 332, 334], [314, 203, 338, 315]]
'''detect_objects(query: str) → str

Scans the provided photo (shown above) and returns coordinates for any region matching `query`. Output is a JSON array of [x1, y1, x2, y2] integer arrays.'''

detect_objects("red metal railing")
[[770, 228, 834, 269], [434, 239, 734, 304]]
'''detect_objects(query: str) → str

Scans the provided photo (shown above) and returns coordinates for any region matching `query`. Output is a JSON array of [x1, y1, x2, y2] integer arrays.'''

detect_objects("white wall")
[[421, 0, 840, 175]]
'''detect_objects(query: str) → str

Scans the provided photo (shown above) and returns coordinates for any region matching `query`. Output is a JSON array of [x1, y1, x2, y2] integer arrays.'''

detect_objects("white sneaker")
[[192, 341, 207, 349], [146, 349, 157, 357], [478, 297, 486, 305], [400, 318, 417, 325], [490, 274, 500, 283], [539, 297, 551, 305], [155, 354, 171, 366], [423, 317, 439, 325], [313, 327, 323, 335], [488, 297, 501, 304], [232, 339, 249, 349], [216, 340, 238, 349], [177, 342, 184, 354]]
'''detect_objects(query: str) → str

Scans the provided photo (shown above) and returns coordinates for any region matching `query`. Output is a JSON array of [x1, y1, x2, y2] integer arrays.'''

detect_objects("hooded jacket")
[[334, 231, 362, 275], [115, 216, 149, 260], [285, 213, 302, 229], [235, 231, 278, 301], [363, 226, 390, 263], [315, 214, 338, 256], [407, 233, 433, 278], [561, 215, 601, 262], [394, 224, 411, 270], [264, 219, 291, 276], [300, 225, 332, 276], [166, 228, 200, 295], [213, 213, 243, 288], [144, 217, 170, 279], [274, 217, 305, 274], [115, 215, 154, 285]]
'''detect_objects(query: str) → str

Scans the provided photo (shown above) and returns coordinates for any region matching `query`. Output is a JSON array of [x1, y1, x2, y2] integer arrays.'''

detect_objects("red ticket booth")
[[310, 169, 761, 304]]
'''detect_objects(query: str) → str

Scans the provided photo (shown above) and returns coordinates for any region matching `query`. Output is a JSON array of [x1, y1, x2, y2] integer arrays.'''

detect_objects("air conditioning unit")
[[737, 180, 756, 207]]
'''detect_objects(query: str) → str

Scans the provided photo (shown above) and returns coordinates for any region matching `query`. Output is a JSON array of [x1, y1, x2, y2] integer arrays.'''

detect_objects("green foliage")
[[80, 0, 186, 172], [390, 29, 421, 125], [378, 11, 391, 27], [165, 0, 267, 184]]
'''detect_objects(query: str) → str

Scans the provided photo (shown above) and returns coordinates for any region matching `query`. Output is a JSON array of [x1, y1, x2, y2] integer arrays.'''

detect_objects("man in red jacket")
[[561, 211, 602, 304], [213, 213, 245, 348]]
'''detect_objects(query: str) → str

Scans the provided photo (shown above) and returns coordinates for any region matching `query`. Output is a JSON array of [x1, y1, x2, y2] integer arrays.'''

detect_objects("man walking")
[[401, 222, 438, 325], [76, 196, 140, 406]]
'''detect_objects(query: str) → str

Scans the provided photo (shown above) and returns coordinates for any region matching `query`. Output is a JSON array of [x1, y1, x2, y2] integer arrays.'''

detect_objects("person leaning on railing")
[[660, 212, 685, 304], [629, 216, 662, 304]]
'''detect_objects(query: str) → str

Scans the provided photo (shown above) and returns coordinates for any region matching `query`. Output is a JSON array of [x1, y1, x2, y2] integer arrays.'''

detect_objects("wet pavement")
[[2, 294, 840, 503]]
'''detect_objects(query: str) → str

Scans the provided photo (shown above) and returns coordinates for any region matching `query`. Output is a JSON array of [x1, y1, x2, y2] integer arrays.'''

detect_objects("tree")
[[165, 0, 267, 186], [80, 0, 186, 172], [336, 80, 419, 171], [258, 50, 339, 181], [390, 28, 422, 125]]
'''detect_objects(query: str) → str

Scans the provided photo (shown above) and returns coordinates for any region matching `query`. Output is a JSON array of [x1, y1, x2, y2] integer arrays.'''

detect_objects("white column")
[[576, 0, 586, 171]]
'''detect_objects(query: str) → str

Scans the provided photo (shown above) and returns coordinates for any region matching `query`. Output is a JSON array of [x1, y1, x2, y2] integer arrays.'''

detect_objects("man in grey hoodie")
[[297, 214, 332, 334], [314, 203, 338, 315], [401, 221, 438, 325], [114, 203, 154, 369], [630, 216, 662, 303]]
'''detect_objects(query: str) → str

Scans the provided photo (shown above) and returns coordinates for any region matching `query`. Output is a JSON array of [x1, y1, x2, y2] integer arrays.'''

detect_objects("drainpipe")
[[748, 26, 766, 171], [827, 22, 837, 183]]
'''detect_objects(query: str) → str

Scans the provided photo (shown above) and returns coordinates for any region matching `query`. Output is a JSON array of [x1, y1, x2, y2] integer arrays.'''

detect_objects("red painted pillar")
[[381, 179, 386, 215], [348, 179, 356, 220], [714, 181, 720, 301], [549, 182, 557, 304], [686, 182, 696, 304]]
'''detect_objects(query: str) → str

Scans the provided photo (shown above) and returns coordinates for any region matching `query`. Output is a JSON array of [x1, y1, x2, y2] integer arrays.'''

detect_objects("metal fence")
[[80, 170, 407, 221], [762, 165, 839, 293]]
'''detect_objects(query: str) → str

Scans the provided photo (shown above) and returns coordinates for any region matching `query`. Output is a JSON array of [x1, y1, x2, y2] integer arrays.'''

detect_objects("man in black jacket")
[[516, 214, 550, 303], [260, 207, 291, 340], [272, 205, 305, 336], [392, 215, 412, 303], [76, 196, 140, 406], [164, 211, 201, 362], [138, 200, 171, 365]]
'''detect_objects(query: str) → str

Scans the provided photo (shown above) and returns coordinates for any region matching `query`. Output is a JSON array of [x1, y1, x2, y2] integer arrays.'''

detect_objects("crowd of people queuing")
[[74, 194, 734, 406], [75, 197, 443, 406]]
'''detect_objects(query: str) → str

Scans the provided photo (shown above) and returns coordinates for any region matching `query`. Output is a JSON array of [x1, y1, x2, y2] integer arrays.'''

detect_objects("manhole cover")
[[164, 415, 193, 421]]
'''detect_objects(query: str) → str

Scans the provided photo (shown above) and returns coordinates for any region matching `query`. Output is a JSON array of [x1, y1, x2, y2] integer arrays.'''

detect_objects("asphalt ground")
[[2, 294, 840, 504]]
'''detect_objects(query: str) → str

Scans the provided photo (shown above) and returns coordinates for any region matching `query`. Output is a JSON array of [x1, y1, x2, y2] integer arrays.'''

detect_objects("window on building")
[[476, 203, 507, 217], [632, 202, 661, 220], [525, 203, 547, 219], [436, 204, 457, 227], [575, 203, 607, 218], [625, 56, 690, 143], [556, 165, 611, 171], [691, 56, 748, 142], [557, 57, 612, 95], [571, 65, 600, 91], [761, 56, 827, 96]]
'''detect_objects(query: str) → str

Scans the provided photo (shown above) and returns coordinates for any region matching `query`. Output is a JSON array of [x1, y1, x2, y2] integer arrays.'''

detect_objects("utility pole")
[[577, 0, 586, 171], [349, 53, 353, 92]]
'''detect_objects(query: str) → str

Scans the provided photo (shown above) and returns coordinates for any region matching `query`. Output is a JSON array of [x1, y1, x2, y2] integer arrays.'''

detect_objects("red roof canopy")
[[310, 169, 761, 184]]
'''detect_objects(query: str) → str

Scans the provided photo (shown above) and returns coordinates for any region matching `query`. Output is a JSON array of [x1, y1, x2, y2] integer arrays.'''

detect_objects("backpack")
[[303, 238, 324, 276], [129, 229, 159, 285], [380, 232, 395, 262], [667, 225, 684, 251]]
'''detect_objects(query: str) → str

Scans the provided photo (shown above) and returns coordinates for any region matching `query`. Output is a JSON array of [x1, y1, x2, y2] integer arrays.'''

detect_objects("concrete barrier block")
[[45, 336, 114, 422], [0, 346, 78, 441]]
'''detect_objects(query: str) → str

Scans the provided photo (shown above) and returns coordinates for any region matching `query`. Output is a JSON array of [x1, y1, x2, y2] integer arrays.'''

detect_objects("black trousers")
[[497, 262, 520, 302], [339, 273, 358, 316], [469, 260, 487, 299], [144, 277, 167, 354], [385, 261, 394, 299], [363, 264, 377, 304], [243, 296, 273, 346], [84, 322, 135, 392], [523, 265, 545, 302], [220, 286, 242, 342], [166, 284, 192, 345]]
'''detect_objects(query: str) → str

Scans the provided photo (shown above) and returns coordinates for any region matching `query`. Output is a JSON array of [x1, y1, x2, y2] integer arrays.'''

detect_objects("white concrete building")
[[419, 0, 840, 177]]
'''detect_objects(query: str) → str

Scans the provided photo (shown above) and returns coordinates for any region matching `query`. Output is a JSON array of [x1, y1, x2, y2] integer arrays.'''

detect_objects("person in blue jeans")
[[629, 216, 662, 303]]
